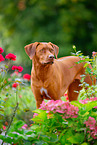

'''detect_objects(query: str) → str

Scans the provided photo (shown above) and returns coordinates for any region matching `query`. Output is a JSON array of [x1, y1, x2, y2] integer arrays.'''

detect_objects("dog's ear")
[[25, 42, 40, 59], [49, 42, 59, 58]]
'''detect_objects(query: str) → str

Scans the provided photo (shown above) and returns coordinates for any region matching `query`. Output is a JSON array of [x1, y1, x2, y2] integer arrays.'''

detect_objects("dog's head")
[[25, 42, 59, 65]]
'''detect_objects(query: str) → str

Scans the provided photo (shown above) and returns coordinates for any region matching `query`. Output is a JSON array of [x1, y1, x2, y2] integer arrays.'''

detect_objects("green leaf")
[[71, 101, 82, 109], [32, 111, 47, 123], [58, 129, 67, 140], [14, 120, 25, 129], [0, 135, 14, 143], [60, 130, 73, 144], [79, 101, 97, 115], [85, 67, 92, 74], [67, 133, 84, 144], [94, 69, 97, 75], [81, 142, 90, 145], [8, 132, 19, 138], [33, 109, 44, 114], [84, 62, 89, 68], [27, 133, 37, 141], [17, 134, 28, 140], [30, 125, 40, 130]]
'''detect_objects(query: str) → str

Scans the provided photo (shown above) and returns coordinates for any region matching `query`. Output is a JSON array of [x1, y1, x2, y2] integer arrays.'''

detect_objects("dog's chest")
[[40, 87, 52, 99]]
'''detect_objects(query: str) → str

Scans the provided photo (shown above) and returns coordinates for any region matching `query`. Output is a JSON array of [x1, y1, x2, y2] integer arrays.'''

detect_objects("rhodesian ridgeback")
[[25, 42, 95, 108]]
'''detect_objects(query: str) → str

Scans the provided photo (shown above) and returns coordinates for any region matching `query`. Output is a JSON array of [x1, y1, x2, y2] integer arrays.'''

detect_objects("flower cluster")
[[79, 97, 97, 108], [12, 65, 23, 72], [39, 100, 79, 119], [0, 48, 17, 63], [84, 117, 97, 139], [5, 53, 16, 61]]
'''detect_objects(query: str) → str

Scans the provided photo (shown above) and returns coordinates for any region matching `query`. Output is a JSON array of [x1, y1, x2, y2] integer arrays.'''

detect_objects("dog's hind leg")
[[68, 79, 82, 101]]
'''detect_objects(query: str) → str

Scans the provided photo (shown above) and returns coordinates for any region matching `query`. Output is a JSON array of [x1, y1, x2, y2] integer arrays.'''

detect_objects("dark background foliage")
[[0, 0, 97, 72]]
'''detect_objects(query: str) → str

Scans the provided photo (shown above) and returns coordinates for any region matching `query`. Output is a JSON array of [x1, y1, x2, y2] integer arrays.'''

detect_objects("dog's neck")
[[32, 57, 53, 82]]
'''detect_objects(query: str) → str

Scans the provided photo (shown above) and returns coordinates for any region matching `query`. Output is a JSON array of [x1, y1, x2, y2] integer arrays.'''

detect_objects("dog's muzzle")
[[42, 55, 54, 65], [49, 55, 54, 59], [48, 55, 54, 64]]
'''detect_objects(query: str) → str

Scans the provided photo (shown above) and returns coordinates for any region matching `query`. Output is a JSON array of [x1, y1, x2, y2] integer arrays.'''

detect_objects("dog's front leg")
[[32, 87, 43, 108], [36, 98, 43, 108]]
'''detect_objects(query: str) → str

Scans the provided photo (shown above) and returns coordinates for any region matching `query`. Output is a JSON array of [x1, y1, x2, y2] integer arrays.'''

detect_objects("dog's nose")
[[49, 55, 54, 59]]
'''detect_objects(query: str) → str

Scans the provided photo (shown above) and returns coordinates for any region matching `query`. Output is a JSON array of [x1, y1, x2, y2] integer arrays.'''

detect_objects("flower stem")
[[1, 102, 19, 145]]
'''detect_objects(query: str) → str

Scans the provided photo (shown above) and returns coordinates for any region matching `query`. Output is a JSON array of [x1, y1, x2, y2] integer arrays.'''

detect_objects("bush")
[[31, 98, 97, 145]]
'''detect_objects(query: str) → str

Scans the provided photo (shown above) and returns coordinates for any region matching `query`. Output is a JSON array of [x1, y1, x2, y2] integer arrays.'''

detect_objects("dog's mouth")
[[42, 60, 54, 65]]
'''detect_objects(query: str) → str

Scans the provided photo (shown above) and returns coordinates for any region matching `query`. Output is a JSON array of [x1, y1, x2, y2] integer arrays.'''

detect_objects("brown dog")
[[25, 42, 95, 108]]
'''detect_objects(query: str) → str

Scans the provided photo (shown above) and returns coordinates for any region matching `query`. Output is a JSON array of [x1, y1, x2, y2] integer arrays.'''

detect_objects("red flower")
[[64, 93, 69, 101], [0, 54, 5, 62], [12, 65, 18, 70], [0, 47, 4, 53], [12, 65, 23, 72], [17, 66, 23, 72], [23, 74, 31, 81], [5, 53, 16, 61], [12, 83, 19, 88]]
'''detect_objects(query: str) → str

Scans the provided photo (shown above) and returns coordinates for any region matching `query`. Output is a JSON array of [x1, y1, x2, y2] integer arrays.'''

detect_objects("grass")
[[1, 86, 36, 125]]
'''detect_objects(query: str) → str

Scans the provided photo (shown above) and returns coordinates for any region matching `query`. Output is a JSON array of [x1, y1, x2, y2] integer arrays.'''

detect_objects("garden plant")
[[0, 46, 97, 145]]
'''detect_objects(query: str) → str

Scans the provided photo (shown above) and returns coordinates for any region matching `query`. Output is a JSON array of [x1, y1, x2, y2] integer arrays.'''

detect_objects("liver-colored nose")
[[49, 55, 54, 59]]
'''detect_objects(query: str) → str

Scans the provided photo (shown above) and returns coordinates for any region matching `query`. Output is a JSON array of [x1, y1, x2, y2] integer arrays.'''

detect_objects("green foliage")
[[72, 46, 97, 100], [0, 47, 97, 144], [1, 100, 97, 144], [0, 49, 36, 145], [30, 100, 97, 145], [0, 0, 97, 67]]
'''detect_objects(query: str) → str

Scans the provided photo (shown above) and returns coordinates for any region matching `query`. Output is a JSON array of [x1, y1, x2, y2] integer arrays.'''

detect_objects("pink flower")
[[11, 71, 19, 77], [12, 65, 23, 72], [5, 53, 16, 61], [79, 98, 89, 104], [0, 47, 4, 53], [12, 83, 19, 88], [3, 126, 6, 130], [33, 113, 39, 118], [0, 54, 5, 62], [22, 124, 28, 129], [84, 117, 96, 128], [79, 97, 97, 109], [23, 74, 31, 81], [39, 100, 79, 119], [92, 51, 97, 57], [19, 95, 22, 98], [84, 116, 97, 139]]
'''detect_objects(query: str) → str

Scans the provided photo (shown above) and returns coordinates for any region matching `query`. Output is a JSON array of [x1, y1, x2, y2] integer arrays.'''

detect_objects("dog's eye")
[[40, 48, 45, 53], [50, 49, 54, 53]]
